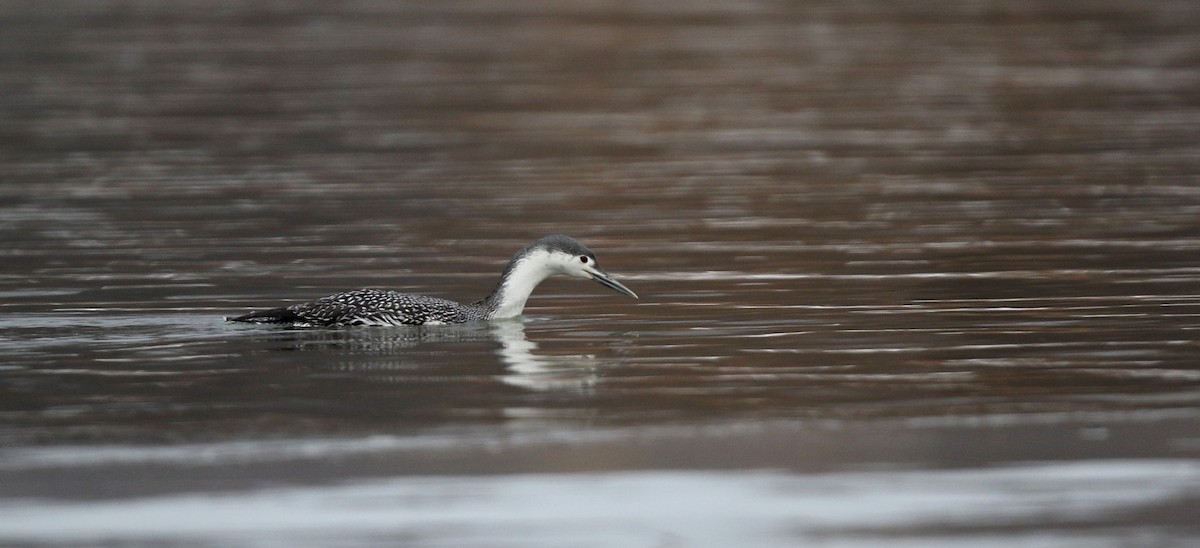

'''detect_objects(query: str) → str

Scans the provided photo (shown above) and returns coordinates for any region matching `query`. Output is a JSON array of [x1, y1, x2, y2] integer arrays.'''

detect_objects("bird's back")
[[230, 289, 482, 326]]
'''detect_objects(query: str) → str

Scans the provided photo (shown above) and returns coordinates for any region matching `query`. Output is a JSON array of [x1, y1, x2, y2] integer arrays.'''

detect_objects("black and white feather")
[[228, 234, 637, 327], [230, 289, 481, 327]]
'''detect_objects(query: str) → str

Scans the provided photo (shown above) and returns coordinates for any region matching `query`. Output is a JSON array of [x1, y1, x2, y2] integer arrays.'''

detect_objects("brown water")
[[2, 1, 1200, 546]]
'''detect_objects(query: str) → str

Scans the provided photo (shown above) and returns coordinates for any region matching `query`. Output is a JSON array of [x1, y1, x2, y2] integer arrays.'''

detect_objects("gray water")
[[2, 1, 1200, 546]]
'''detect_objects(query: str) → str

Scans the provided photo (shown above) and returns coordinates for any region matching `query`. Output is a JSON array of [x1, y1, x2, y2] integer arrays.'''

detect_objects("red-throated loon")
[[227, 234, 637, 327]]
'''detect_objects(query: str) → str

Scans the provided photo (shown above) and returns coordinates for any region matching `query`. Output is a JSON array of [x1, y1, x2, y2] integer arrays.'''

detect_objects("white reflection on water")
[[0, 460, 1196, 547], [494, 319, 600, 392], [235, 318, 601, 392]]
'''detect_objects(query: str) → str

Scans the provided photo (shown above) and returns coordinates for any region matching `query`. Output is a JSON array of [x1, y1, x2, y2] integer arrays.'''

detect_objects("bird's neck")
[[477, 251, 556, 319]]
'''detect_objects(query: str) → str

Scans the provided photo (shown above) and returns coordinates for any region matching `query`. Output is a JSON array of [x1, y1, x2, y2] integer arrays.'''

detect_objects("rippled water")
[[2, 1, 1200, 545]]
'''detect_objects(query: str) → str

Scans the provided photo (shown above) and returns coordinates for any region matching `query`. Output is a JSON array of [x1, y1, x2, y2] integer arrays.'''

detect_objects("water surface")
[[2, 1, 1199, 545]]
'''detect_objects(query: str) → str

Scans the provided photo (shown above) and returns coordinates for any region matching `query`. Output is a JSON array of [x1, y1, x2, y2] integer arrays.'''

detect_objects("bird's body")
[[228, 234, 636, 327], [229, 289, 484, 327]]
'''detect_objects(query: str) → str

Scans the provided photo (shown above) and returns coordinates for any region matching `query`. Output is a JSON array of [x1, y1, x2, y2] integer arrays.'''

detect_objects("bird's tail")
[[226, 307, 300, 323]]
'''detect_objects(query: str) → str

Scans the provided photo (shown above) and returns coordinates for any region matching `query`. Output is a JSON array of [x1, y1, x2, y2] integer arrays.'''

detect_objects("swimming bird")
[[228, 234, 637, 327]]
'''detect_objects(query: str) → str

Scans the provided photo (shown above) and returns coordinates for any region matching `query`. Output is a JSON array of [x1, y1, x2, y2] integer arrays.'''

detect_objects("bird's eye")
[[579, 256, 589, 264]]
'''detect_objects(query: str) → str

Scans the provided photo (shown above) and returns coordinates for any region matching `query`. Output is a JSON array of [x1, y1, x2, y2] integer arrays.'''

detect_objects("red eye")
[[579, 256, 589, 263]]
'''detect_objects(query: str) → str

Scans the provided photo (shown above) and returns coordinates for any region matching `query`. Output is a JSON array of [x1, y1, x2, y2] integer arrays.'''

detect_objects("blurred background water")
[[1, 1, 1199, 546]]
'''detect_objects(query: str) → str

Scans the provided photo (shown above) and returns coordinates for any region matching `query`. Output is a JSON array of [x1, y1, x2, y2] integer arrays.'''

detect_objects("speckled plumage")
[[244, 289, 485, 327], [228, 234, 637, 327]]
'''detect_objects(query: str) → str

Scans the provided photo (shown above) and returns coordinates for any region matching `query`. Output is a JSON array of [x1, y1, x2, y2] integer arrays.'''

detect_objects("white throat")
[[488, 250, 559, 319]]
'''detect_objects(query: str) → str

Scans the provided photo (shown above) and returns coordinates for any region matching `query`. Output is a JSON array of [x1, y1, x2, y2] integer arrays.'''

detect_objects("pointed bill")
[[585, 265, 638, 299]]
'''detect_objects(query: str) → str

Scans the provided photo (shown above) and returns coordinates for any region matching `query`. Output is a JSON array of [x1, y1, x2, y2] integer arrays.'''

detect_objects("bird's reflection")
[[253, 320, 599, 392], [490, 320, 599, 392]]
